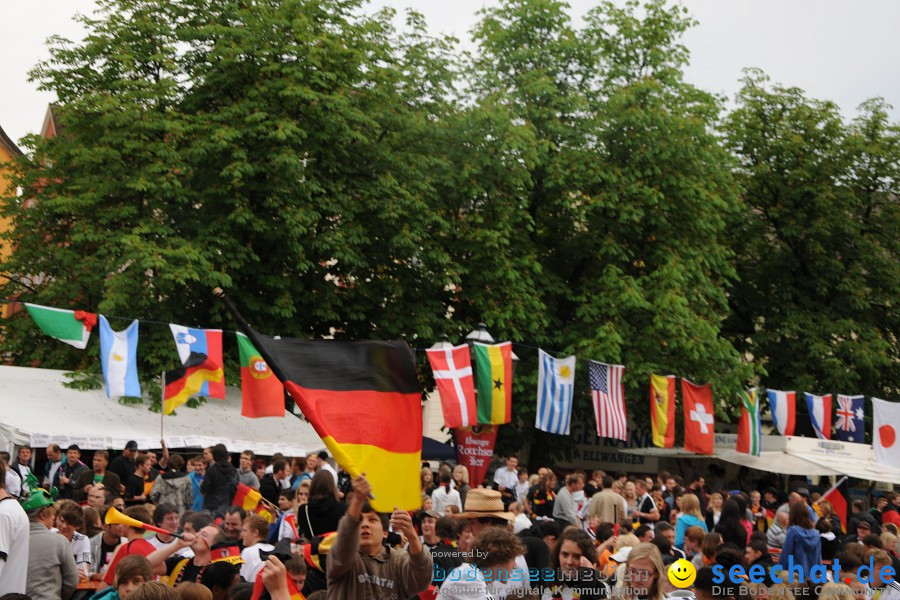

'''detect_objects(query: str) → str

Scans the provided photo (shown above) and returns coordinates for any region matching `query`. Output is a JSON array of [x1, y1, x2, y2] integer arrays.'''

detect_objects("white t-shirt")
[[3, 472, 20, 499], [0, 496, 30, 594], [492, 467, 518, 491], [431, 487, 462, 514], [240, 542, 274, 582], [71, 531, 93, 575]]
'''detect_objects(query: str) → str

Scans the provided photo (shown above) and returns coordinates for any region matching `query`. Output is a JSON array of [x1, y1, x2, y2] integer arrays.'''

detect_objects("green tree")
[[723, 71, 899, 417], [465, 0, 754, 458]]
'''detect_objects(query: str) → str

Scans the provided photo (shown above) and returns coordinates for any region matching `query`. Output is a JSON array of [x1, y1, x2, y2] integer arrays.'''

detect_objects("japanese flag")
[[874, 398, 900, 469]]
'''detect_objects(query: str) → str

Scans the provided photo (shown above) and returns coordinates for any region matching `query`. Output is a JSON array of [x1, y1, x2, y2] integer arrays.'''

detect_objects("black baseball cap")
[[125, 441, 138, 451]]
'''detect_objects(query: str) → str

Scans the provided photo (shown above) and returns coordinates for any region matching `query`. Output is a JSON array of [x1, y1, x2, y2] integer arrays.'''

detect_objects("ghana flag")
[[472, 341, 513, 424], [249, 331, 422, 512]]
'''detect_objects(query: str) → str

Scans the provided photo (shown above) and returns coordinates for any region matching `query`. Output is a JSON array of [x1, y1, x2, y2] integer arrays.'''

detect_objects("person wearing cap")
[[453, 488, 532, 594], [24, 485, 78, 600], [326, 473, 433, 599], [109, 442, 140, 493], [0, 462, 29, 595], [315, 451, 339, 486]]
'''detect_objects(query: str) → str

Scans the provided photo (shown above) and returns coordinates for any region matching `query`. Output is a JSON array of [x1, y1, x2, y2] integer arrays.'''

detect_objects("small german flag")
[[163, 352, 223, 415]]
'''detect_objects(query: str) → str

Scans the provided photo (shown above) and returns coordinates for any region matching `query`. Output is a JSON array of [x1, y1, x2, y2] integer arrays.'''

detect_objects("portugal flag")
[[163, 352, 224, 415], [249, 331, 422, 512], [650, 374, 676, 448], [236, 332, 284, 418]]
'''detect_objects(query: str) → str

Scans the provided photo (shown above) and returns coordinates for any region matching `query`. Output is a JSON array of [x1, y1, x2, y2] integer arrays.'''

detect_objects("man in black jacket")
[[200, 444, 238, 516], [259, 459, 287, 506], [108, 441, 138, 492]]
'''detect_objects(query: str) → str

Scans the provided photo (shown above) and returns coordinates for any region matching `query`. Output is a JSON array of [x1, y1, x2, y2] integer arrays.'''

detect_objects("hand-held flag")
[[25, 303, 97, 349], [804, 392, 832, 440], [472, 342, 513, 425], [163, 352, 224, 415], [236, 332, 284, 418], [589, 361, 627, 442], [737, 388, 761, 456], [873, 398, 900, 469], [834, 395, 864, 443], [99, 316, 141, 399], [650, 374, 675, 448], [535, 350, 576, 435], [426, 344, 476, 429], [169, 324, 225, 399], [225, 306, 423, 512], [682, 379, 715, 455], [766, 390, 796, 436]]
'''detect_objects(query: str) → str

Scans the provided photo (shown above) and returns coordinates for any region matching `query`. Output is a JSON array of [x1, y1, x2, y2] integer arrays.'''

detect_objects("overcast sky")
[[2, 0, 898, 146]]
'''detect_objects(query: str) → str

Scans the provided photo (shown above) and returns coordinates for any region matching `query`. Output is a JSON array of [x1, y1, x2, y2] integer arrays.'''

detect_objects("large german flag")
[[250, 332, 422, 512]]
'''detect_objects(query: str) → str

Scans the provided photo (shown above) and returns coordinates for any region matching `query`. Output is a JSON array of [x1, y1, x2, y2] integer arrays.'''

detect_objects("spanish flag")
[[163, 352, 224, 415], [472, 341, 513, 424], [247, 331, 423, 512], [650, 374, 676, 448]]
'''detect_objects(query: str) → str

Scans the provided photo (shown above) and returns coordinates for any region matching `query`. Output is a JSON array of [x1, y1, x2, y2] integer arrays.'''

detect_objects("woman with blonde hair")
[[705, 492, 723, 529], [614, 543, 666, 600], [623, 480, 638, 518], [451, 464, 470, 507], [674, 493, 707, 550], [421, 466, 436, 497]]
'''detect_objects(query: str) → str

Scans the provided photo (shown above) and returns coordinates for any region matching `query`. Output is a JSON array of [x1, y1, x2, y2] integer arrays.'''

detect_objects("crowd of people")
[[0, 443, 899, 600]]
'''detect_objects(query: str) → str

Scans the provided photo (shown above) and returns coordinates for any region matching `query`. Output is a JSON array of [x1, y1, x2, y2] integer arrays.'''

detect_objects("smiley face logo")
[[667, 558, 696, 588]]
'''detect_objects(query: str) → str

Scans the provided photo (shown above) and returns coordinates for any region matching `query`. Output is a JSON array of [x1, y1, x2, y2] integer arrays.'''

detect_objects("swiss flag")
[[427, 344, 477, 429], [874, 398, 900, 469], [682, 379, 715, 455]]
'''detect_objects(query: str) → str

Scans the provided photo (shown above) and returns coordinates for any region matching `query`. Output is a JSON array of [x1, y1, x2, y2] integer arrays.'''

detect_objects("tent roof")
[[0, 365, 325, 457], [621, 433, 900, 483]]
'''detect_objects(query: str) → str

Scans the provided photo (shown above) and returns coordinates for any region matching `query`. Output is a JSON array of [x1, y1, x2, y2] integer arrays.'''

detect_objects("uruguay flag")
[[99, 316, 141, 399], [535, 349, 576, 435], [766, 389, 796, 436], [805, 392, 833, 440], [169, 324, 225, 399]]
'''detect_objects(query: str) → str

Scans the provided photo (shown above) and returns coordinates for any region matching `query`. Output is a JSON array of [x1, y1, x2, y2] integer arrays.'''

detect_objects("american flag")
[[589, 361, 627, 441]]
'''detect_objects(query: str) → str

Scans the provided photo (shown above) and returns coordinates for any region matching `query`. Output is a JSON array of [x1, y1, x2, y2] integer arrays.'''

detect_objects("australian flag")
[[834, 394, 865, 443]]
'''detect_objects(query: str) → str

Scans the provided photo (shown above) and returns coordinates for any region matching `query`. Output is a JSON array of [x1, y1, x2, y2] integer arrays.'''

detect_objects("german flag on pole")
[[163, 352, 224, 415], [248, 332, 422, 512]]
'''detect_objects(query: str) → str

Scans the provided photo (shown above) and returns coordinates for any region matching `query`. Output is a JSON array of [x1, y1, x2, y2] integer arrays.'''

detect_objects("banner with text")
[[453, 425, 498, 487]]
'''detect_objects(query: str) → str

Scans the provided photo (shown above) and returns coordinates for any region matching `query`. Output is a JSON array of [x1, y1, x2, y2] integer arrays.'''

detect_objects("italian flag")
[[25, 303, 97, 349]]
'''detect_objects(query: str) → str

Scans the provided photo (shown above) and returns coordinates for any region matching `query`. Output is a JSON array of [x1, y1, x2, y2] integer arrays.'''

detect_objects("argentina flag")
[[535, 349, 576, 435]]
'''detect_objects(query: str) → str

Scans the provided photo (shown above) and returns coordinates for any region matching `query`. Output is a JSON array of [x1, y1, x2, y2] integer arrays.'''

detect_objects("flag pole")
[[160, 370, 165, 440]]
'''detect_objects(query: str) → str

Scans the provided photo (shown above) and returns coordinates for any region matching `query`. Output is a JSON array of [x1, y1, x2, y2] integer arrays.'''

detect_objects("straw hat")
[[455, 488, 514, 522]]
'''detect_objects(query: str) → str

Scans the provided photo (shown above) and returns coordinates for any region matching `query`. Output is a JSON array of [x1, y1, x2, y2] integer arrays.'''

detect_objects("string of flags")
[[16, 301, 900, 470]]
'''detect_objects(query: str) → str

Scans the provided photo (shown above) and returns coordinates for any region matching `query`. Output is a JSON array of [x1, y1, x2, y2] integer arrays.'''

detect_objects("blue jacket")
[[675, 514, 708, 549], [778, 526, 822, 577]]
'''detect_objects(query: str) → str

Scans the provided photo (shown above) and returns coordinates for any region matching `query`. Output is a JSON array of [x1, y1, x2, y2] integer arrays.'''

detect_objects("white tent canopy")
[[620, 433, 900, 484], [0, 365, 326, 457]]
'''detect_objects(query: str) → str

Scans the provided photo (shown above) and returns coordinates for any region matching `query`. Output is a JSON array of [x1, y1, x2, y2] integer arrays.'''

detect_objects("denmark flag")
[[874, 398, 900, 469], [682, 379, 715, 455], [427, 344, 477, 429]]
